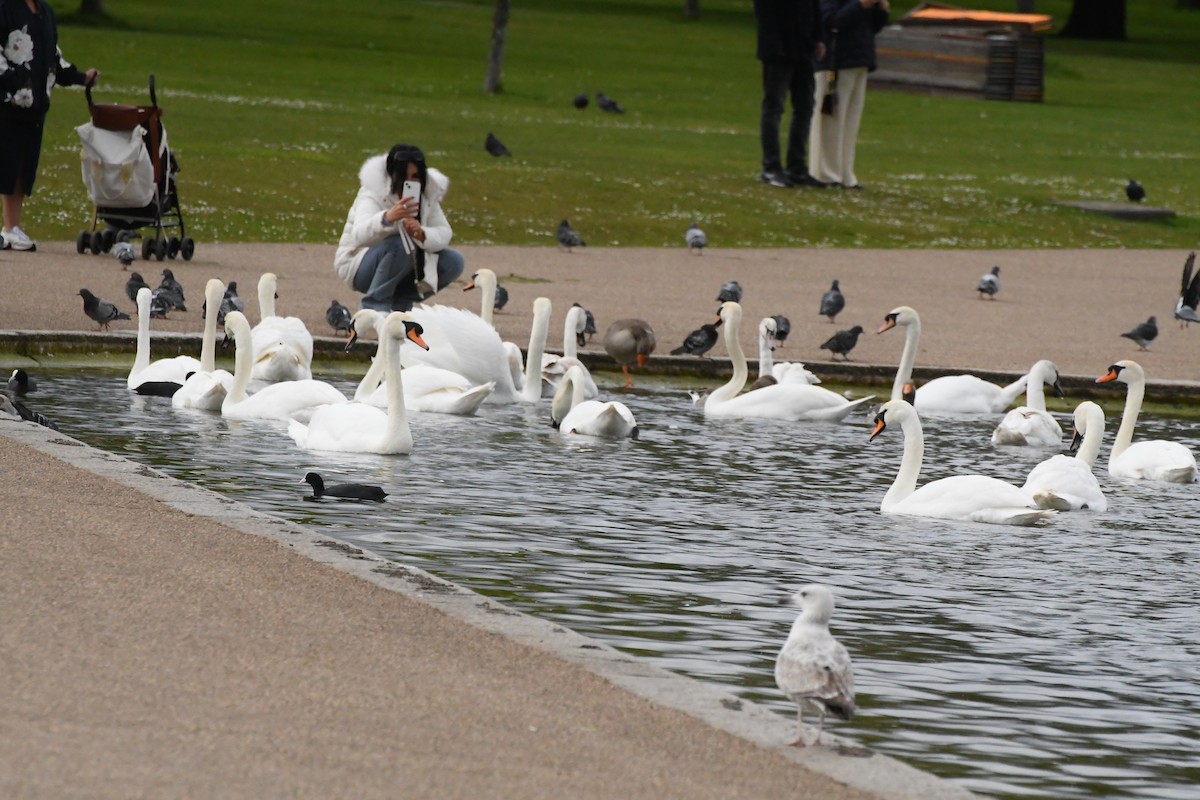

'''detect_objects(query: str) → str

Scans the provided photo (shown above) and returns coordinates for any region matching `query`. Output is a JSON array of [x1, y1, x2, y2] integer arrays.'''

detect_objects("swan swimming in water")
[[551, 364, 637, 439], [991, 359, 1064, 447], [250, 272, 314, 384], [879, 306, 1029, 414], [172, 279, 235, 411], [543, 303, 599, 399], [1022, 401, 1108, 511], [1096, 360, 1197, 483], [704, 302, 872, 422], [869, 399, 1056, 526], [128, 287, 202, 396], [753, 316, 820, 388]]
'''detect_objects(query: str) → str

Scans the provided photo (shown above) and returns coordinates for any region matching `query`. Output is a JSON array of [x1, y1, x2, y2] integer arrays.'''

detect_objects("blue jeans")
[[760, 59, 816, 177], [353, 238, 465, 312]]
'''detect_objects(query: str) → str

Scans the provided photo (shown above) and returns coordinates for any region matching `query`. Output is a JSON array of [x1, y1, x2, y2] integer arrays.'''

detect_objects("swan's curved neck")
[[521, 302, 551, 402], [884, 412, 924, 509], [227, 321, 253, 403], [1112, 378, 1144, 460], [478, 272, 496, 327], [1025, 368, 1046, 410], [258, 277, 276, 319], [132, 291, 152, 377], [354, 316, 388, 401], [757, 326, 774, 380], [892, 320, 920, 401], [1076, 408, 1104, 467], [200, 285, 223, 373], [383, 331, 411, 451], [710, 314, 747, 403], [564, 307, 583, 359], [551, 369, 584, 423]]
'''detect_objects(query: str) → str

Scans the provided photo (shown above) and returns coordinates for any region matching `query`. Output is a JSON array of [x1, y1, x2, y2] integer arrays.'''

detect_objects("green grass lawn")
[[27, 0, 1199, 248]]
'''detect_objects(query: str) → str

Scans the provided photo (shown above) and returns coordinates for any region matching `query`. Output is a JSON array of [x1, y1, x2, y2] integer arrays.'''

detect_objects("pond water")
[[26, 369, 1200, 800]]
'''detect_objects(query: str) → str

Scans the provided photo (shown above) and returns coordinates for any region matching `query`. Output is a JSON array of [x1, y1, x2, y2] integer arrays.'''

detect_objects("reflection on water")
[[30, 369, 1200, 800]]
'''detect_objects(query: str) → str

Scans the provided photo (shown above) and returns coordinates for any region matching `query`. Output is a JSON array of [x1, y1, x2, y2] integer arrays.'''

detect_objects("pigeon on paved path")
[[670, 322, 721, 357], [977, 266, 1000, 300], [819, 280, 845, 322], [1121, 316, 1158, 351], [771, 314, 792, 346], [125, 271, 150, 306], [685, 222, 707, 253], [716, 281, 742, 303], [326, 300, 353, 335], [556, 219, 585, 251], [79, 288, 130, 330], [157, 269, 187, 312], [114, 241, 136, 269], [820, 326, 865, 361]]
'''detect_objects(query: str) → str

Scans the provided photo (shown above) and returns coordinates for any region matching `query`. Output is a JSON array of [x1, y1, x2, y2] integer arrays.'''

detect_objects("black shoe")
[[790, 173, 828, 189], [847, 183, 865, 191], [759, 171, 793, 188]]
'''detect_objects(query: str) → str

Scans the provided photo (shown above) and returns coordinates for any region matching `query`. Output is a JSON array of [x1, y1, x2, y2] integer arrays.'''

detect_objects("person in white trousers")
[[808, 0, 889, 190]]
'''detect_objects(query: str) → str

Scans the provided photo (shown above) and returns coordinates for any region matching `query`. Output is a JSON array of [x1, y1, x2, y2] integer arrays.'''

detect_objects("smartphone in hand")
[[401, 180, 421, 212]]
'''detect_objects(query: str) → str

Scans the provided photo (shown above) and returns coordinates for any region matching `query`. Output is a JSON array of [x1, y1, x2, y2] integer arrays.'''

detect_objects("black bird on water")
[[6, 368, 36, 395], [302, 472, 388, 502]]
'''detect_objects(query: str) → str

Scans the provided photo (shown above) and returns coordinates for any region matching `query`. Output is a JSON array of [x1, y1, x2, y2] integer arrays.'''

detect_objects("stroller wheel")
[[142, 236, 155, 261], [168, 236, 181, 259], [154, 237, 168, 261], [101, 229, 116, 252], [181, 237, 195, 261], [76, 231, 90, 255], [89, 230, 104, 255]]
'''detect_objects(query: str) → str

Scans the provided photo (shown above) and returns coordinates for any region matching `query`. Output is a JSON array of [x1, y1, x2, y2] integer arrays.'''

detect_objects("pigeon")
[[775, 584, 856, 748], [148, 289, 176, 319], [484, 132, 512, 157], [556, 219, 585, 251], [79, 288, 130, 330], [574, 302, 597, 341], [819, 280, 844, 322], [493, 283, 509, 311], [326, 299, 353, 335], [301, 472, 388, 502], [1120, 315, 1158, 351], [157, 268, 187, 312], [820, 325, 864, 361], [716, 280, 742, 303], [6, 368, 36, 395], [113, 241, 136, 269], [223, 281, 246, 315], [670, 322, 721, 357], [1174, 252, 1200, 327], [685, 222, 707, 253], [1125, 179, 1145, 203], [0, 395, 59, 430], [596, 91, 624, 113], [771, 315, 792, 346], [572, 92, 589, 109], [977, 266, 1000, 300], [124, 271, 150, 306]]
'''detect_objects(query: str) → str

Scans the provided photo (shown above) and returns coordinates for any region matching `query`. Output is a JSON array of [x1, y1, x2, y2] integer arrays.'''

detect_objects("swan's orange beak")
[[462, 277, 476, 292], [1096, 368, 1119, 384], [346, 323, 359, 352], [868, 415, 887, 441], [404, 322, 430, 351], [878, 317, 896, 334]]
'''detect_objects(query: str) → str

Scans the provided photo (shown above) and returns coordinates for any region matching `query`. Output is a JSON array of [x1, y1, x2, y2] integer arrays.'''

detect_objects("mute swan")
[[348, 309, 494, 416], [879, 305, 1028, 414], [543, 303, 599, 399], [172, 279, 235, 411], [757, 316, 820, 386], [1096, 360, 1197, 483], [128, 287, 202, 396], [869, 399, 1056, 526], [289, 312, 428, 454], [551, 364, 637, 439], [463, 267, 501, 327], [1022, 401, 1108, 511], [250, 272, 314, 383], [705, 302, 872, 422], [991, 359, 1064, 447], [604, 318, 656, 388], [221, 311, 346, 421]]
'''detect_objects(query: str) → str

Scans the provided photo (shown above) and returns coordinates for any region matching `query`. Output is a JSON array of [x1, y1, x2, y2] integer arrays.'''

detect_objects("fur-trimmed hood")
[[357, 153, 449, 206]]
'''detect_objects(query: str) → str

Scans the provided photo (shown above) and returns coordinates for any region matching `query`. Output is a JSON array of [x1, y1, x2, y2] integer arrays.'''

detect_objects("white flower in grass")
[[0, 55, 9, 77], [5, 27, 34, 66], [13, 87, 33, 108]]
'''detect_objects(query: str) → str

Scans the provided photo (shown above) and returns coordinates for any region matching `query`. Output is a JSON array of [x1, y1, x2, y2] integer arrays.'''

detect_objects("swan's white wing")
[[289, 402, 390, 452], [706, 383, 870, 422], [914, 375, 1004, 415], [1023, 454, 1107, 512], [171, 368, 233, 411], [223, 379, 346, 421], [889, 474, 1055, 526], [129, 355, 202, 390], [559, 400, 637, 439], [1110, 440, 1198, 483], [992, 407, 1063, 447], [772, 362, 821, 385], [251, 316, 314, 382], [404, 305, 518, 401]]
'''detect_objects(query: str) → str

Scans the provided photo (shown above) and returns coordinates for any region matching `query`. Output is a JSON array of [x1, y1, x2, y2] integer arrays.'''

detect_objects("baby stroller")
[[75, 74, 194, 261]]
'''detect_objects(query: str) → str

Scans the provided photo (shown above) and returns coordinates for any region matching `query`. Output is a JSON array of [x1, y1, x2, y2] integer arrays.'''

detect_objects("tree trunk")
[[1060, 0, 1126, 40], [483, 0, 511, 94], [80, 0, 105, 14], [684, 0, 700, 18]]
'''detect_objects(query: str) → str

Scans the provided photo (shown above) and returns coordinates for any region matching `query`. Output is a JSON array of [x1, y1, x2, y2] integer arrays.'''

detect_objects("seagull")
[[771, 315, 791, 346], [685, 222, 707, 253], [670, 321, 721, 357], [1120, 315, 1158, 351], [124, 271, 150, 306], [977, 266, 1000, 300], [820, 325, 864, 361], [485, 132, 512, 157], [301, 472, 388, 502], [775, 584, 856, 748], [6, 368, 36, 395], [1125, 179, 1145, 203], [79, 288, 130, 330], [596, 91, 624, 113], [326, 299, 353, 335], [716, 280, 742, 303], [556, 219, 585, 251], [493, 283, 509, 311], [157, 268, 187, 312], [819, 280, 844, 322], [572, 92, 589, 109], [113, 241, 136, 269], [1174, 252, 1200, 327]]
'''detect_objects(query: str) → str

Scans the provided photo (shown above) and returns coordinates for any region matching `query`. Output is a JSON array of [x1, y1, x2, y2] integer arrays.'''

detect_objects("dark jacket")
[[754, 0, 824, 62], [816, 0, 890, 72], [0, 0, 87, 118]]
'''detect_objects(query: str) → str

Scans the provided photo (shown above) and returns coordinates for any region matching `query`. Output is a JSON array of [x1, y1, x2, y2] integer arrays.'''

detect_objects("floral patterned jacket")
[[1, 0, 87, 117]]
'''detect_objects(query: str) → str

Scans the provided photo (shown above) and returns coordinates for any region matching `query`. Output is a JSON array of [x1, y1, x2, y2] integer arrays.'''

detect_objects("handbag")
[[821, 29, 838, 116]]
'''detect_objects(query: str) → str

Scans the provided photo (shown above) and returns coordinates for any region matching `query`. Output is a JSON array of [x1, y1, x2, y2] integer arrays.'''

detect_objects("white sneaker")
[[2, 227, 36, 251]]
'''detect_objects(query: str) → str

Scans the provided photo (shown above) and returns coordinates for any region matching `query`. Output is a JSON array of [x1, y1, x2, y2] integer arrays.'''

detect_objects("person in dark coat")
[[809, 0, 889, 190], [753, 0, 826, 189]]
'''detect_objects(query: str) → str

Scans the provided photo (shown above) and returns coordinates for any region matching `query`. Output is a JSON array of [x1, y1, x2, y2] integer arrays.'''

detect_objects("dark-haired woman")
[[334, 144, 464, 312]]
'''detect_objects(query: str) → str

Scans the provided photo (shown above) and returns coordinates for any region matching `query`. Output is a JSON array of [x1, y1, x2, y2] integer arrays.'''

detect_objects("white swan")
[[551, 364, 637, 439], [704, 302, 873, 422], [991, 359, 1064, 447], [289, 312, 427, 454], [172, 279, 234, 411], [128, 287, 203, 396], [463, 267, 501, 327], [250, 272, 314, 383], [869, 399, 1056, 525], [758, 317, 820, 386], [543, 303, 599, 399], [879, 306, 1028, 414], [349, 309, 495, 416], [1096, 360, 1197, 483], [221, 311, 346, 421], [1022, 401, 1108, 511]]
